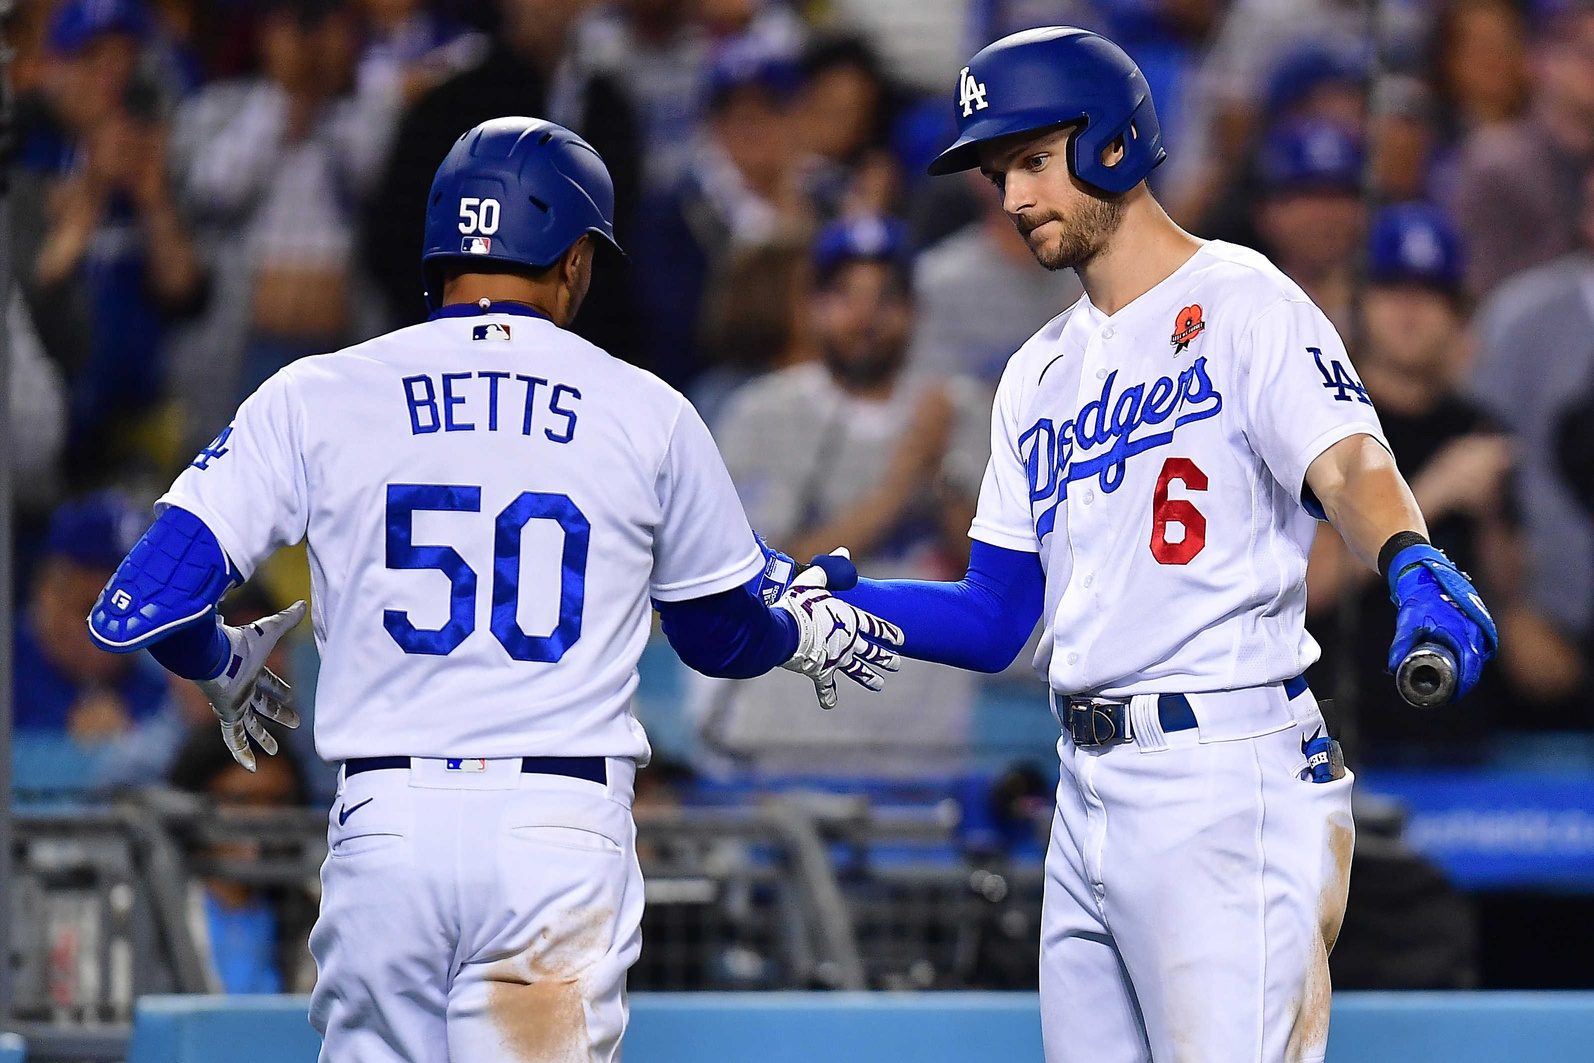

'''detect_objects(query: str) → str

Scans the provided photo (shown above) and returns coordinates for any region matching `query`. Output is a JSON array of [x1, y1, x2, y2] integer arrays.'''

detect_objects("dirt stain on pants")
[[1286, 816, 1354, 1061], [487, 906, 613, 1062]]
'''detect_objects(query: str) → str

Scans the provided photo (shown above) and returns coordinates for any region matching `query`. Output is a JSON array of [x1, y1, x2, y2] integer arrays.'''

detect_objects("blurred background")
[[2, 0, 1594, 1058]]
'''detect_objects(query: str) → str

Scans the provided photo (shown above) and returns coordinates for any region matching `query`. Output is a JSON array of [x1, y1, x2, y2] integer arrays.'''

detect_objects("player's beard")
[[1016, 194, 1127, 272]]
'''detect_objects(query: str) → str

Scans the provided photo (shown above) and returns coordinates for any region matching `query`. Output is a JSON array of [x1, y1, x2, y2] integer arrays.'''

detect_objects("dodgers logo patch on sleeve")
[[473, 323, 512, 342]]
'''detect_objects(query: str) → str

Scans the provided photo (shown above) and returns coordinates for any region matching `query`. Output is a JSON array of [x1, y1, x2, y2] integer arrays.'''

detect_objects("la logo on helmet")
[[958, 66, 989, 118]]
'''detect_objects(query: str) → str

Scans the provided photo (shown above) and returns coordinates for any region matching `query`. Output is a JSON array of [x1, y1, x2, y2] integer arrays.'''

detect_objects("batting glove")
[[1386, 545, 1498, 699], [775, 549, 904, 710], [196, 600, 306, 772]]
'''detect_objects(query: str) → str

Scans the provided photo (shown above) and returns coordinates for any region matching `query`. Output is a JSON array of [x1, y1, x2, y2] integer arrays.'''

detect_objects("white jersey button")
[[1083, 488, 1095, 503], [1083, 573, 1094, 587], [1096, 368, 1108, 380], [1102, 326, 1116, 339], [1067, 652, 1080, 665]]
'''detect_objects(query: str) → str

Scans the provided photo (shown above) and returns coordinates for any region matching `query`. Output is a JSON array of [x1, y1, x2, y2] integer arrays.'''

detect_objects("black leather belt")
[[344, 756, 607, 785], [1063, 675, 1309, 748]]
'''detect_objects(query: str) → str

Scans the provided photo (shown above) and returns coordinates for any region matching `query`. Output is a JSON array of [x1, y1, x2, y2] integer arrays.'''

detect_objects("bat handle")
[[1396, 642, 1459, 708]]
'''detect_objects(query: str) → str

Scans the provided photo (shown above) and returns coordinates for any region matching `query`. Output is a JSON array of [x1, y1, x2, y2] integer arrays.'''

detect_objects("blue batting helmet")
[[928, 26, 1165, 196], [422, 117, 623, 308]]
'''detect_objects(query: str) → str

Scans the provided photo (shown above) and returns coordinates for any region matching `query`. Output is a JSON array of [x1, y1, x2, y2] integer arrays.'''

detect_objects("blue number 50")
[[384, 484, 589, 662]]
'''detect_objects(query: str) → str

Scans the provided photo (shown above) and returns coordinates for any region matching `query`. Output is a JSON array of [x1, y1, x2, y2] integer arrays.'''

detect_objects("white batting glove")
[[775, 550, 905, 710], [196, 600, 306, 772]]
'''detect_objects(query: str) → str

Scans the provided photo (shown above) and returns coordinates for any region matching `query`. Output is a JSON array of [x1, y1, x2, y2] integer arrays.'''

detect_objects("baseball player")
[[85, 117, 901, 1061], [833, 28, 1498, 1062]]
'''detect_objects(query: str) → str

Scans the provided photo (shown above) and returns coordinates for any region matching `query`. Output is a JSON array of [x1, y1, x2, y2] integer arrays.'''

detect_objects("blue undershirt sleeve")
[[149, 617, 231, 680], [655, 582, 801, 679], [839, 540, 1044, 673]]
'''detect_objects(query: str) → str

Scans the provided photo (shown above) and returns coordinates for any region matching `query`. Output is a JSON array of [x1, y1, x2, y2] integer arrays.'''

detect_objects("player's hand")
[[1387, 546, 1498, 700], [775, 549, 904, 710], [196, 600, 306, 772]]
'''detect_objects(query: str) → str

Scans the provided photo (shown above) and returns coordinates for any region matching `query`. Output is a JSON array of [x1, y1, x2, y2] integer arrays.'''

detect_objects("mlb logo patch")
[[473, 323, 512, 342], [461, 236, 492, 254], [445, 758, 488, 773]]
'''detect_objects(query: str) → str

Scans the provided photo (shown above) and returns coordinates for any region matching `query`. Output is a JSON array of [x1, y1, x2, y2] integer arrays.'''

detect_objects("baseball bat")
[[1396, 642, 1458, 708]]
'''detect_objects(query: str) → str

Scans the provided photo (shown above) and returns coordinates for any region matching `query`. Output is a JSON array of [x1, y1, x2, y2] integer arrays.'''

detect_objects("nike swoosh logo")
[[1301, 727, 1322, 755], [338, 798, 373, 826]]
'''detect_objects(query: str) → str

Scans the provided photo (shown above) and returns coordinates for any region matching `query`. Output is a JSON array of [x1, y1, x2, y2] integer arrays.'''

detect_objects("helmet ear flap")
[[1069, 96, 1161, 196]]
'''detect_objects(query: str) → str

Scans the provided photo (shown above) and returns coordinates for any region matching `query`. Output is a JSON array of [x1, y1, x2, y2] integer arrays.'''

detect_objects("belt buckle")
[[1066, 697, 1132, 747]]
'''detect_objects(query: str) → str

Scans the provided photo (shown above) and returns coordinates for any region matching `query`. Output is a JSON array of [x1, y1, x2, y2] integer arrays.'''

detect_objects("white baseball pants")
[[1040, 687, 1354, 1063], [308, 756, 642, 1062]]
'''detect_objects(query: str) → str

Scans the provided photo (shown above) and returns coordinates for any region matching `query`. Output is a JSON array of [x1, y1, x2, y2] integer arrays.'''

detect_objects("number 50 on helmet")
[[421, 117, 625, 309], [928, 26, 1166, 196]]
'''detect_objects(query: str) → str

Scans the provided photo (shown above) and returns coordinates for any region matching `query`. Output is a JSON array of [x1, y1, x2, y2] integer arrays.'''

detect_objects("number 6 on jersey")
[[1150, 457, 1208, 565]]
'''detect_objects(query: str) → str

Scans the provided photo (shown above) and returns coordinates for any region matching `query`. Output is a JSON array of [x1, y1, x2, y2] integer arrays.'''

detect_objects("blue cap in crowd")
[[48, 0, 151, 54], [45, 491, 144, 571], [1367, 202, 1465, 295], [812, 215, 911, 284], [1264, 43, 1368, 118], [706, 38, 800, 109], [1259, 119, 1363, 196]]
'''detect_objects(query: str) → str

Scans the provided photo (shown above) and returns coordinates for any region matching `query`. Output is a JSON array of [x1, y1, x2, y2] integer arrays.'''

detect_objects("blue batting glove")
[[1386, 544, 1498, 699], [751, 533, 798, 606], [751, 533, 860, 605]]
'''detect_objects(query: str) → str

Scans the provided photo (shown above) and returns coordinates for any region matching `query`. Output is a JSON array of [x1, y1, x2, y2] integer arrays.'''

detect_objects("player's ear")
[[558, 236, 596, 325]]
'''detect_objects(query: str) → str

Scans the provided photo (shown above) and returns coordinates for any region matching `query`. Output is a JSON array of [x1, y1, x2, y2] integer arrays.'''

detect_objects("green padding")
[[128, 992, 1594, 1063]]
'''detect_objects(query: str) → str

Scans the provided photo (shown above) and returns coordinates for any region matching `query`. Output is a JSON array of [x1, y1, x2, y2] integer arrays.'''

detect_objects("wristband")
[[1378, 531, 1430, 583]]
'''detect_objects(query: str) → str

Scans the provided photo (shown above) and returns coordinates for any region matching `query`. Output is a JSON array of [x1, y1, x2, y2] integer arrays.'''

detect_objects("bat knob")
[[1397, 644, 1458, 708]]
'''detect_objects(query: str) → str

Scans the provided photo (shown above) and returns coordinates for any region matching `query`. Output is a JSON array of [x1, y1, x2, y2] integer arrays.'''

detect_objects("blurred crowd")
[[7, 0, 1594, 822]]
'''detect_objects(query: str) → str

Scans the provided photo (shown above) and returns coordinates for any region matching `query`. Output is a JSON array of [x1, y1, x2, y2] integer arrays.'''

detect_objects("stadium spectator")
[[633, 38, 808, 386], [11, 492, 166, 740], [168, 725, 315, 994], [792, 33, 902, 220], [909, 171, 1081, 384], [1468, 172, 1594, 717], [352, 0, 486, 109], [1306, 204, 1518, 763], [691, 238, 808, 425], [1191, 41, 1369, 259], [360, 0, 642, 357], [166, 0, 389, 444], [568, 0, 804, 196], [694, 217, 988, 777], [1176, 3, 1389, 226], [1373, 75, 1442, 204], [1253, 118, 1365, 329], [1450, 1, 1594, 296], [24, 0, 206, 476], [1428, 0, 1530, 145], [5, 290, 69, 514]]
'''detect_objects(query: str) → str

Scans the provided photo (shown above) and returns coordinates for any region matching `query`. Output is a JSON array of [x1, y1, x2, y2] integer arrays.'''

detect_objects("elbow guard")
[[88, 506, 237, 652]]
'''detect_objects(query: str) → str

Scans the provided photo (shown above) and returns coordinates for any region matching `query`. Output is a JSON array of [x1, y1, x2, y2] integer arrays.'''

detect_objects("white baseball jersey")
[[161, 307, 765, 762], [971, 240, 1386, 698]]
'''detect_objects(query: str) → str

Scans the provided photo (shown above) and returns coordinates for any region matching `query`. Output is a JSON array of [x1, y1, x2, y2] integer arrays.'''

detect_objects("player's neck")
[[441, 275, 569, 326], [1076, 195, 1203, 318]]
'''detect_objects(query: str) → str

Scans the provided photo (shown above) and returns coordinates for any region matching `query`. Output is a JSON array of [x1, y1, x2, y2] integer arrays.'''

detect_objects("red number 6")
[[1150, 457, 1208, 565]]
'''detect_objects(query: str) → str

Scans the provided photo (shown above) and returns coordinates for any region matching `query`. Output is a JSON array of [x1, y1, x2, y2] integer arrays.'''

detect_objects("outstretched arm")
[[840, 540, 1045, 674], [88, 505, 304, 771], [656, 550, 903, 710], [1307, 434, 1497, 696]]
